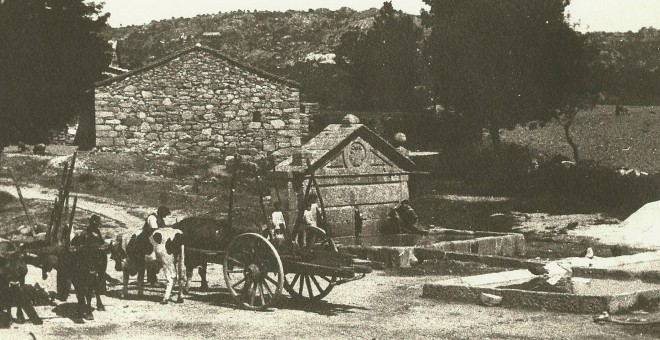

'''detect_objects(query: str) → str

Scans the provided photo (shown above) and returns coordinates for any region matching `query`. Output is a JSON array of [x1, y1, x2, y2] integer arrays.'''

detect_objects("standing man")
[[143, 206, 171, 286], [83, 215, 104, 245], [353, 205, 363, 246], [144, 206, 171, 234]]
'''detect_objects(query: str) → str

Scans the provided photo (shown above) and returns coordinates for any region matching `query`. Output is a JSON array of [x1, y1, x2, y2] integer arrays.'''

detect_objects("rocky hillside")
[[105, 8, 660, 106], [107, 7, 410, 71]]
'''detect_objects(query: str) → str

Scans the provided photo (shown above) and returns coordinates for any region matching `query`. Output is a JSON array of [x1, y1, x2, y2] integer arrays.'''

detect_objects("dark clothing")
[[396, 204, 428, 235], [354, 209, 363, 238]]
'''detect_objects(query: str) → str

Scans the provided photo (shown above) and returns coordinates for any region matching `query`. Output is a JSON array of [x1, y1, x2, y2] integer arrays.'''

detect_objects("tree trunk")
[[489, 126, 501, 152], [563, 124, 579, 163]]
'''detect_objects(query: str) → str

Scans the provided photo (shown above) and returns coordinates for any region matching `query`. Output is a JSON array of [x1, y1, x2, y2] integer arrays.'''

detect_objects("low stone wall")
[[338, 232, 526, 268], [422, 270, 660, 314]]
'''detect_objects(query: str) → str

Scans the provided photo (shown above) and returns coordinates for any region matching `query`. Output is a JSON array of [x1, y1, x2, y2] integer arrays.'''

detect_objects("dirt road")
[[3, 261, 658, 340]]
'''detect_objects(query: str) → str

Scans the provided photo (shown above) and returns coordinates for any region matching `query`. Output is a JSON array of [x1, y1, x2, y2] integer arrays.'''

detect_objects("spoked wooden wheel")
[[284, 271, 336, 302], [223, 233, 283, 310], [285, 226, 337, 302]]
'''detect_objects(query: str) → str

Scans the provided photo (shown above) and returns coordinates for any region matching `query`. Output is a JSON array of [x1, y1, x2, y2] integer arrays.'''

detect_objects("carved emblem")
[[347, 141, 367, 167]]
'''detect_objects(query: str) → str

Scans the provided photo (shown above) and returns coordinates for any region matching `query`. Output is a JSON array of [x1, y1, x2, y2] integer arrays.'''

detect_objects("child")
[[271, 202, 286, 239], [298, 201, 316, 247]]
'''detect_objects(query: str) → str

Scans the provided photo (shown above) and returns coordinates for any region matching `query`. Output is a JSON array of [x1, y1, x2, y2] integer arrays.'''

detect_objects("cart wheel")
[[223, 233, 283, 310], [284, 272, 336, 302], [285, 226, 338, 302]]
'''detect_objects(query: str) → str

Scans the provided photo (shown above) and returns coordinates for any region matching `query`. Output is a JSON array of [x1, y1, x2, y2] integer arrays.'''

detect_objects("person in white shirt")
[[144, 206, 170, 233], [271, 202, 286, 239], [143, 206, 170, 286]]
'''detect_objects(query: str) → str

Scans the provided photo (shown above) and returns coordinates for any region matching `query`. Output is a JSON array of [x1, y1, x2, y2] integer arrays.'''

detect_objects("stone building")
[[94, 44, 304, 161], [271, 115, 416, 237]]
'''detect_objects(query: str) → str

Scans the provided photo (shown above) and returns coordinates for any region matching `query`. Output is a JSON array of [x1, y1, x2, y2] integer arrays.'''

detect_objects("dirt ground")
[[4, 262, 660, 340], [2, 152, 660, 339], [0, 198, 656, 340]]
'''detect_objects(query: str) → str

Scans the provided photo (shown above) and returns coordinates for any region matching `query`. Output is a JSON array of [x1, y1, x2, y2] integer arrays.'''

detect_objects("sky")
[[101, 0, 660, 33]]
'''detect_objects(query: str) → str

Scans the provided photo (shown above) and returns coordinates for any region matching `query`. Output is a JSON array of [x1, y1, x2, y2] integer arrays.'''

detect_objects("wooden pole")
[[63, 196, 77, 249], [255, 175, 268, 224], [227, 154, 239, 229], [46, 197, 58, 243], [49, 162, 68, 245], [8, 169, 37, 237], [57, 152, 77, 245], [305, 159, 337, 251], [58, 195, 69, 245]]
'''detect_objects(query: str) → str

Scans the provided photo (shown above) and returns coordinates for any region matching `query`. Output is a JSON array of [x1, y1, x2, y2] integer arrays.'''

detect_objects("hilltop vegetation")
[[107, 7, 405, 71], [107, 8, 659, 109]]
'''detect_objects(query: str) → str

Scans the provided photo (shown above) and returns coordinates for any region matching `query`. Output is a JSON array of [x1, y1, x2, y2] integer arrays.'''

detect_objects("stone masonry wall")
[[95, 49, 303, 162]]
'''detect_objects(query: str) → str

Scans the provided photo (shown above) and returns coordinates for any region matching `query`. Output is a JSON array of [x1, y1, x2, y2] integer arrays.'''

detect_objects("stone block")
[[177, 132, 192, 141], [97, 111, 115, 118], [229, 121, 243, 130], [96, 138, 114, 147], [162, 98, 173, 106], [123, 85, 137, 93], [248, 122, 261, 129], [202, 128, 212, 136], [141, 91, 153, 98], [270, 119, 286, 129], [122, 117, 143, 127], [96, 125, 112, 131]]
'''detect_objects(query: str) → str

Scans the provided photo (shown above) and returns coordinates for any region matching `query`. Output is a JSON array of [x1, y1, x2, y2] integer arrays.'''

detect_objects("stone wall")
[[95, 48, 304, 162]]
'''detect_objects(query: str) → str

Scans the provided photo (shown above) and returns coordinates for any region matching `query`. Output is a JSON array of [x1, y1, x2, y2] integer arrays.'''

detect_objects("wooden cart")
[[187, 156, 372, 310]]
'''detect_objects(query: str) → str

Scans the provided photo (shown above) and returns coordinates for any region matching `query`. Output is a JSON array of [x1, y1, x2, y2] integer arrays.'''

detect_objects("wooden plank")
[[282, 260, 355, 279], [186, 247, 226, 256]]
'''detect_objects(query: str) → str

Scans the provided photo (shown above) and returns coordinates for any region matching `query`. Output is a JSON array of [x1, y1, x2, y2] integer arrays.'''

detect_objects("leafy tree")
[[334, 2, 423, 111], [422, 0, 595, 152], [0, 0, 111, 152]]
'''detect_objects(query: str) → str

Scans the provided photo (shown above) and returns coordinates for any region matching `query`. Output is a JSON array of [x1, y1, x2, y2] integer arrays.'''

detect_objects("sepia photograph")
[[1, 0, 660, 338]]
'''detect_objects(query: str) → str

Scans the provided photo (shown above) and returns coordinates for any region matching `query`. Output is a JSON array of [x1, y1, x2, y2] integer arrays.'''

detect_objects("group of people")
[[265, 193, 323, 247], [387, 200, 428, 235]]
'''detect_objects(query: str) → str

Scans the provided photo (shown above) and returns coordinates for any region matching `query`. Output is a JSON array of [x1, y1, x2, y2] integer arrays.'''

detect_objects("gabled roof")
[[276, 121, 416, 174], [95, 44, 300, 88]]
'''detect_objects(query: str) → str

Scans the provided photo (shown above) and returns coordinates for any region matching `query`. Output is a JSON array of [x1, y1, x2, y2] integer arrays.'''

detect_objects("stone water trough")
[[336, 229, 525, 268], [423, 251, 660, 314]]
